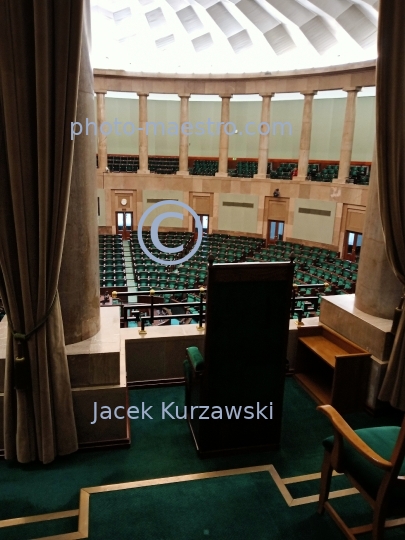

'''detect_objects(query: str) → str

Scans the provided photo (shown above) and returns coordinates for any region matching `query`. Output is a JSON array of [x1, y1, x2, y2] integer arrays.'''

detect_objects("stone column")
[[177, 93, 190, 175], [254, 93, 274, 179], [336, 87, 361, 183], [96, 92, 107, 171], [137, 92, 150, 174], [297, 91, 317, 181], [354, 149, 402, 319], [59, 0, 100, 344], [215, 94, 232, 177]]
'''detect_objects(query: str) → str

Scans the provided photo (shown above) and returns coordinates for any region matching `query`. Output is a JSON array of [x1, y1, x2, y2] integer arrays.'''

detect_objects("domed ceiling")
[[90, 0, 378, 74]]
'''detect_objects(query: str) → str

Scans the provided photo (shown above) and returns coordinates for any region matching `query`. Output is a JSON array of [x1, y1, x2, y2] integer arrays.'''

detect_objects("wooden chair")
[[317, 404, 405, 539]]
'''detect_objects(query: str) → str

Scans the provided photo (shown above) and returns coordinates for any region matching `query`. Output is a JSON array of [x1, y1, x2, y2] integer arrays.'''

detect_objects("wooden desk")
[[294, 325, 371, 413]]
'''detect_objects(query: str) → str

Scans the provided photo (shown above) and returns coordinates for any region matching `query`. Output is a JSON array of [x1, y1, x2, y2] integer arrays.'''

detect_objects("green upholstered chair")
[[318, 404, 405, 539], [183, 259, 294, 456]]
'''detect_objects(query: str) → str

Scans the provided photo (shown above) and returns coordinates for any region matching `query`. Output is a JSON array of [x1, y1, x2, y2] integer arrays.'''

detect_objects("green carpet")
[[88, 472, 341, 540], [0, 379, 401, 539], [88, 473, 404, 540]]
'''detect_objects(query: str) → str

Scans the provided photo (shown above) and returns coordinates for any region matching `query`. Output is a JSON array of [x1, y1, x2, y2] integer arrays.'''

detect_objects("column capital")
[[300, 91, 317, 97], [343, 86, 362, 93], [260, 93, 274, 98], [137, 92, 149, 97], [178, 93, 191, 99], [95, 91, 107, 95], [219, 94, 233, 99]]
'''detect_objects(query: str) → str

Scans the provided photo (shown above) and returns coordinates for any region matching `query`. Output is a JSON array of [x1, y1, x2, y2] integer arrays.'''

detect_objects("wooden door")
[[116, 211, 133, 240], [344, 231, 362, 262], [267, 220, 284, 245]]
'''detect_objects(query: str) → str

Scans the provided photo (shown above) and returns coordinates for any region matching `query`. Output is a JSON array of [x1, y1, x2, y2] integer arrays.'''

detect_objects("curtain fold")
[[377, 0, 405, 410], [0, 1, 83, 463]]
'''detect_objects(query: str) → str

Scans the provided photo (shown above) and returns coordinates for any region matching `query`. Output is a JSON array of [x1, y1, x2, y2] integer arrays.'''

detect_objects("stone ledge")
[[122, 325, 205, 384], [319, 294, 394, 361]]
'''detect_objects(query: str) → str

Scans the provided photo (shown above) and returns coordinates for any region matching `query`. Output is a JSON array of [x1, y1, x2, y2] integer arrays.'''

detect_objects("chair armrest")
[[186, 346, 205, 373], [317, 405, 392, 471]]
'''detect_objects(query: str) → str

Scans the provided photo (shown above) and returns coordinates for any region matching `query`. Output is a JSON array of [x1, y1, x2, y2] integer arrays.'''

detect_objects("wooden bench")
[[294, 325, 371, 413]]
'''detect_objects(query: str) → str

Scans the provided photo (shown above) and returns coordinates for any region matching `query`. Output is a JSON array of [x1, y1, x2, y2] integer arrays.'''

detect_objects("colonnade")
[[95, 87, 363, 181]]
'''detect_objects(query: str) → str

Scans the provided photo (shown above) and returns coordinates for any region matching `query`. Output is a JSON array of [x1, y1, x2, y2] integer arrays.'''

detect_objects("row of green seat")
[[99, 234, 127, 286]]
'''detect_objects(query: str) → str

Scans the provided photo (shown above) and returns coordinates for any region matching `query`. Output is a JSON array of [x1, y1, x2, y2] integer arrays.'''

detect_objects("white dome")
[[90, 0, 378, 74]]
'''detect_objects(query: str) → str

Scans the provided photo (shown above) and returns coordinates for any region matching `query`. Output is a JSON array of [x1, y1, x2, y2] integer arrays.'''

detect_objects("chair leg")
[[318, 450, 333, 514], [372, 502, 387, 540]]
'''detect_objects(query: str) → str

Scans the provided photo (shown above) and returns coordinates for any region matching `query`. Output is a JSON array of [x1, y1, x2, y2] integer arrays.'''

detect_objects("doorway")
[[194, 214, 209, 234], [344, 231, 362, 261], [116, 211, 133, 240], [267, 220, 284, 245]]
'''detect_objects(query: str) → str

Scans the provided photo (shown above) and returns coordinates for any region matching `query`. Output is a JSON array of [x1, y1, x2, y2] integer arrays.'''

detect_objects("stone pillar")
[[177, 93, 190, 175], [137, 92, 150, 174], [354, 149, 402, 319], [59, 0, 100, 344], [336, 87, 361, 183], [254, 93, 274, 179], [96, 92, 107, 171], [215, 94, 232, 177], [297, 91, 317, 181]]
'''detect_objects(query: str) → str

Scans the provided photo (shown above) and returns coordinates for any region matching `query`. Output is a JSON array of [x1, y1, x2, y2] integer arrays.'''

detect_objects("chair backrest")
[[195, 260, 294, 452]]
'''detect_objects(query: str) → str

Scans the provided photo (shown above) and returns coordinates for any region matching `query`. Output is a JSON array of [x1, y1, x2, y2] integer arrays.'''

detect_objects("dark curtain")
[[377, 0, 405, 410], [0, 1, 83, 463]]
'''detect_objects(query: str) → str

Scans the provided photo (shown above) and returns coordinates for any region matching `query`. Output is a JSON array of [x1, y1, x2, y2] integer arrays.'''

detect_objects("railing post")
[[150, 288, 155, 324], [132, 309, 140, 326], [291, 284, 298, 318], [295, 309, 304, 326], [138, 313, 147, 335], [197, 286, 205, 331], [123, 303, 128, 328]]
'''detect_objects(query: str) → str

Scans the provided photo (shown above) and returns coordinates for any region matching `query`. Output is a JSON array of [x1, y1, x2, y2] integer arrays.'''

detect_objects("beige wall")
[[218, 193, 259, 234], [292, 199, 337, 245], [352, 97, 376, 162], [311, 99, 345, 161], [98, 172, 367, 248], [142, 190, 185, 228], [103, 96, 375, 162], [97, 188, 106, 226]]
